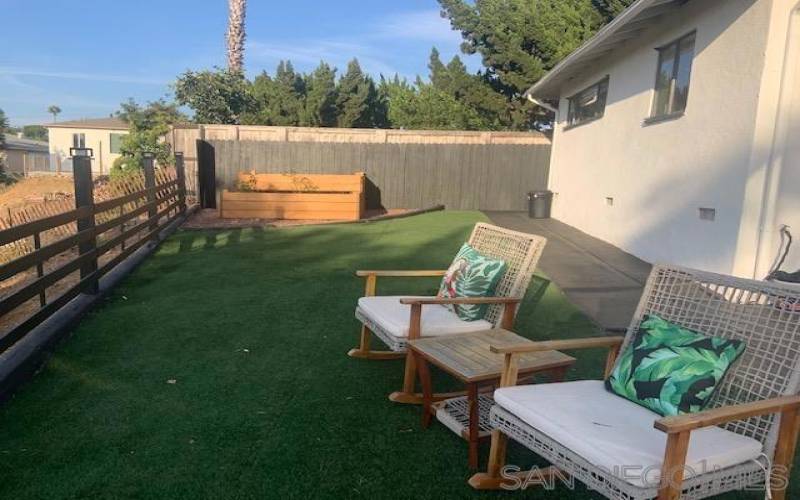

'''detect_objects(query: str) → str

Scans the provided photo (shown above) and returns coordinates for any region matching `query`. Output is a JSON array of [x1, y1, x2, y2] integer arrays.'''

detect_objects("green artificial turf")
[[0, 211, 783, 499]]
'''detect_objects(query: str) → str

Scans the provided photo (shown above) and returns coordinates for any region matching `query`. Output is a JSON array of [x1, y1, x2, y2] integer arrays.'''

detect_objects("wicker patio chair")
[[470, 264, 800, 500], [349, 222, 547, 404]]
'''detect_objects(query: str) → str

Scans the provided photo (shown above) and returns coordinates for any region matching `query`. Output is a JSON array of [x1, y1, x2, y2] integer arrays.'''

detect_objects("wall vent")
[[699, 208, 716, 221]]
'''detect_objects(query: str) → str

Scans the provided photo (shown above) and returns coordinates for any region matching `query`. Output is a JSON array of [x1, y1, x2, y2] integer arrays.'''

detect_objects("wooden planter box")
[[220, 172, 365, 221]]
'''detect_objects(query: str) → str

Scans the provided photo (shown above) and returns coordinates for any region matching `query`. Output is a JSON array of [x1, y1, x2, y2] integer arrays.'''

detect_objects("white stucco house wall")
[[45, 117, 129, 174], [527, 0, 800, 279]]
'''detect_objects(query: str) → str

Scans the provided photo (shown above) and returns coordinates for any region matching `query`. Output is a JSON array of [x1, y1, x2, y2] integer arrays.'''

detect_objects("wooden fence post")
[[142, 153, 157, 232], [175, 152, 186, 214], [72, 150, 98, 295]]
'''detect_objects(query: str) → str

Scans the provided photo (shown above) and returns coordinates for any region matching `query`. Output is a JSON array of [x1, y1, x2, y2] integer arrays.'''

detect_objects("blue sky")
[[0, 0, 481, 126]]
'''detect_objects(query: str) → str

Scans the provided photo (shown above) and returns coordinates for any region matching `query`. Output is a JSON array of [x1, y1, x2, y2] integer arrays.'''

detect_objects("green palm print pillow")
[[437, 243, 508, 321], [605, 314, 746, 416]]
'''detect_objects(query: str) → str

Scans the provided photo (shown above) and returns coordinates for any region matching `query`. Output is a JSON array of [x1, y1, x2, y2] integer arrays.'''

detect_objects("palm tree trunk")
[[226, 0, 247, 73]]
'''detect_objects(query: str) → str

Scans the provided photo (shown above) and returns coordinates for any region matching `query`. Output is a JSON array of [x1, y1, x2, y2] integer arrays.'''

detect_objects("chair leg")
[[388, 352, 417, 402], [468, 430, 507, 489], [657, 431, 690, 500], [347, 326, 405, 360], [770, 407, 800, 500], [470, 433, 567, 493]]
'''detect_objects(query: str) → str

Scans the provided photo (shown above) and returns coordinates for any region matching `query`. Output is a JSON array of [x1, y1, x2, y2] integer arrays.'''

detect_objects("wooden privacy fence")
[[0, 154, 187, 353], [202, 140, 551, 211]]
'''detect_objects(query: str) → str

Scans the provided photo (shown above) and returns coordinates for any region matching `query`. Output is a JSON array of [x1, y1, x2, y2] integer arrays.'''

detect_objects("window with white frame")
[[566, 76, 609, 128], [650, 32, 695, 120], [72, 133, 86, 149]]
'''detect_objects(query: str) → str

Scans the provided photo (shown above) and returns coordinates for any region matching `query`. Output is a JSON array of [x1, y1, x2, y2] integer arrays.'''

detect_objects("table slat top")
[[409, 329, 575, 383]]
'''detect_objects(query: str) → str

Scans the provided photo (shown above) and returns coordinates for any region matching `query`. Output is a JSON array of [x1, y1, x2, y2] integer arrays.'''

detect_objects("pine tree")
[[273, 61, 305, 125], [336, 59, 378, 128], [245, 61, 306, 126], [428, 47, 450, 91], [302, 62, 338, 127], [426, 48, 506, 129]]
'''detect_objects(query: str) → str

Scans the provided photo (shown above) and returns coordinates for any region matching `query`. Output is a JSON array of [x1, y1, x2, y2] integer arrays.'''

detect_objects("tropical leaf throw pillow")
[[605, 314, 746, 416], [437, 243, 508, 321]]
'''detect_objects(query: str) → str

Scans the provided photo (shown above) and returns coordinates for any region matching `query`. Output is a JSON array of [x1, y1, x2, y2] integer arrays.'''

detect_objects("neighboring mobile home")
[[45, 117, 128, 174], [526, 0, 800, 278], [1, 135, 49, 174]]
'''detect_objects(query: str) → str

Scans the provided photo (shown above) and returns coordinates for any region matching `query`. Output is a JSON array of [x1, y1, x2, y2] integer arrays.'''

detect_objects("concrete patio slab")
[[484, 212, 652, 330]]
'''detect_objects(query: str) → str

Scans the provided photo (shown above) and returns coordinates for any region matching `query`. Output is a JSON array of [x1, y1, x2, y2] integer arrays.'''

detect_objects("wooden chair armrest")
[[402, 297, 523, 338], [654, 395, 800, 499], [489, 336, 625, 354], [356, 270, 446, 298], [492, 336, 625, 380], [655, 395, 800, 434], [399, 297, 521, 305], [355, 270, 447, 277]]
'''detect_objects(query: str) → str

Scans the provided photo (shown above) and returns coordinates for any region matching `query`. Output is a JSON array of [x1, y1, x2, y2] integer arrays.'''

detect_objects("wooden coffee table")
[[409, 329, 575, 469]]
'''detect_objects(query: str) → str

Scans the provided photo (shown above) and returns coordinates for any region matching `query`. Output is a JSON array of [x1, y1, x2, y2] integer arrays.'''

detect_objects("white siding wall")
[[48, 127, 127, 174], [548, 0, 772, 274], [767, 3, 800, 274]]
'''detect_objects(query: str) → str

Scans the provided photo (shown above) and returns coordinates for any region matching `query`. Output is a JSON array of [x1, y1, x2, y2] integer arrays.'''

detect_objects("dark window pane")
[[651, 33, 695, 118], [567, 77, 609, 127], [673, 34, 695, 113], [652, 43, 676, 117]]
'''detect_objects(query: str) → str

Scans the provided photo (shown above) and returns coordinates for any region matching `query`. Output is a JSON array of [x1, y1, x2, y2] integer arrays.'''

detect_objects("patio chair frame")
[[470, 264, 800, 500], [349, 222, 547, 404]]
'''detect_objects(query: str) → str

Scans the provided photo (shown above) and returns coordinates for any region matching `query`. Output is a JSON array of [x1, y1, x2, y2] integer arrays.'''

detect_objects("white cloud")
[[247, 8, 467, 80], [372, 9, 461, 44], [0, 67, 168, 85]]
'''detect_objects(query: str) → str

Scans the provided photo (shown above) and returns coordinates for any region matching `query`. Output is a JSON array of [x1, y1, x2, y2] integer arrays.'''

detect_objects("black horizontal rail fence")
[[0, 153, 187, 353], [203, 140, 551, 211]]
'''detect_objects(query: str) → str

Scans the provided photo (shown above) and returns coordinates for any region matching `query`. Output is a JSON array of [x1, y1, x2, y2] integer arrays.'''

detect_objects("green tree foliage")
[[111, 99, 186, 178], [47, 105, 61, 122], [335, 59, 381, 128], [243, 61, 306, 126], [438, 0, 635, 128], [22, 125, 48, 141], [382, 75, 483, 130], [0, 108, 6, 166], [0, 108, 6, 146], [174, 69, 254, 124], [302, 62, 338, 127], [0, 108, 13, 184], [427, 48, 507, 129]]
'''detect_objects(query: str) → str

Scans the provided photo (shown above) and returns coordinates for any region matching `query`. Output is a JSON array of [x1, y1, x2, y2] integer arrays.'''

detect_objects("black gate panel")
[[196, 140, 216, 209]]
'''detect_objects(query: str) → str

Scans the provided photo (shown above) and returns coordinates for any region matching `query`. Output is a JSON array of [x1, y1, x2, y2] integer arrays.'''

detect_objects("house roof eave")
[[525, 0, 689, 100]]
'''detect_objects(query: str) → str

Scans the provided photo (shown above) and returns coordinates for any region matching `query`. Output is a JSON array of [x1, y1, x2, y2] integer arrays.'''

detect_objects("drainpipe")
[[752, 8, 800, 278]]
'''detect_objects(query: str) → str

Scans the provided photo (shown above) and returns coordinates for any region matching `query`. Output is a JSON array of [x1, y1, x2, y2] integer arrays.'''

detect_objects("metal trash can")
[[528, 190, 553, 219]]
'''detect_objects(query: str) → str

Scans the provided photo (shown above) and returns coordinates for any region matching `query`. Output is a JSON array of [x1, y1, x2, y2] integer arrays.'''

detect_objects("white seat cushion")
[[357, 296, 492, 339], [494, 380, 763, 488]]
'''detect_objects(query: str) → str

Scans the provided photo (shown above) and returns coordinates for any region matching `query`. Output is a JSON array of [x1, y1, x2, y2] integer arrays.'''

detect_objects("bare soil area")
[[0, 175, 74, 212]]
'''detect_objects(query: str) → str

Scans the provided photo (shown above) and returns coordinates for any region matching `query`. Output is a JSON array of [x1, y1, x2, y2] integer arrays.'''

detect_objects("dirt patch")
[[0, 176, 74, 212], [182, 208, 417, 230]]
